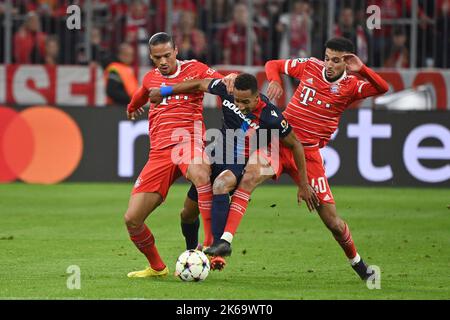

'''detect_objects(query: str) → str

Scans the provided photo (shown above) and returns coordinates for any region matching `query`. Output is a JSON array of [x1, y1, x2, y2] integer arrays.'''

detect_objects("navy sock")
[[181, 218, 199, 250], [211, 194, 230, 244]]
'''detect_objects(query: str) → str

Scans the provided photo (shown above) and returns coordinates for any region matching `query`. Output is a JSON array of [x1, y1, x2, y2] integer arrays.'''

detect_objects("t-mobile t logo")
[[300, 86, 317, 106]]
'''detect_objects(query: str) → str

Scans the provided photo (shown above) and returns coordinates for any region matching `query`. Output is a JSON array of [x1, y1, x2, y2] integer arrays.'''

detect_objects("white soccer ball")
[[175, 249, 210, 282]]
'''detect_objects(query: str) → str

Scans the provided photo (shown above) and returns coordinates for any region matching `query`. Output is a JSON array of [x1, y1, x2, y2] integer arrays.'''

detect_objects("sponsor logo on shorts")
[[134, 177, 142, 188]]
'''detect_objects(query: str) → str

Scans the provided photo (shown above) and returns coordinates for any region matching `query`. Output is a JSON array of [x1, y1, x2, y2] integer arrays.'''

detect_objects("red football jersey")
[[132, 60, 223, 150], [274, 57, 387, 148]]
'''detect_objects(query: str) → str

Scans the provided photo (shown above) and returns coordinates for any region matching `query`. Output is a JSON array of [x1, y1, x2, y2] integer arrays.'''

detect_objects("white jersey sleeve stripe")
[[284, 60, 290, 75], [358, 82, 367, 93]]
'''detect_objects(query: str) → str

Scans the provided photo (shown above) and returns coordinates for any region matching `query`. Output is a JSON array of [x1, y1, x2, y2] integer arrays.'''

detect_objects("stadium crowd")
[[0, 0, 449, 68]]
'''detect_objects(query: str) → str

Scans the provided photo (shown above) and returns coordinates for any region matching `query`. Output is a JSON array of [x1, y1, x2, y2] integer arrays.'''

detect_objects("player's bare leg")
[[124, 192, 169, 277], [186, 159, 214, 247], [213, 170, 237, 192], [317, 203, 374, 280], [206, 154, 275, 257]]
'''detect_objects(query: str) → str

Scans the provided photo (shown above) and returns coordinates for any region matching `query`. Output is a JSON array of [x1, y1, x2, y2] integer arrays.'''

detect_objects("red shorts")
[[132, 141, 206, 200], [258, 144, 335, 204]]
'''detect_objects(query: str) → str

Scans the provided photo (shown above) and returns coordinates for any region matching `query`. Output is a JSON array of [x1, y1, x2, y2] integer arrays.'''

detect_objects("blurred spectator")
[[384, 27, 410, 68], [123, 0, 151, 67], [13, 11, 47, 64], [368, 0, 431, 67], [26, 0, 59, 13], [42, 35, 59, 65], [367, 0, 402, 67], [110, 0, 129, 19], [435, 0, 450, 68], [253, 0, 270, 29], [253, 0, 281, 60], [90, 26, 109, 67], [209, 0, 233, 27], [205, 0, 234, 63], [146, 0, 196, 34], [172, 0, 197, 26], [0, 6, 4, 63], [76, 26, 109, 68], [334, 7, 369, 63], [174, 11, 207, 62], [104, 43, 138, 107], [108, 0, 130, 56], [220, 2, 263, 65], [277, 0, 312, 59], [24, 0, 70, 34]]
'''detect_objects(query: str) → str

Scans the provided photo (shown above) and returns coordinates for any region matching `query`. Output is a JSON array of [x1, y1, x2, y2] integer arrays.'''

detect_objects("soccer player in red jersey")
[[149, 74, 319, 270], [124, 32, 232, 278], [209, 37, 389, 280]]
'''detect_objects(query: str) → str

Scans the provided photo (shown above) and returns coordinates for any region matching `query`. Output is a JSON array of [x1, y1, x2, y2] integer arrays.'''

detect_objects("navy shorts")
[[187, 161, 245, 202]]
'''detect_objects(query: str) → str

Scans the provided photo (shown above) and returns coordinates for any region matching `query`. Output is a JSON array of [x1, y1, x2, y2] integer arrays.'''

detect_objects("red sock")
[[197, 183, 213, 246], [224, 189, 251, 236], [333, 223, 357, 259], [127, 224, 166, 271]]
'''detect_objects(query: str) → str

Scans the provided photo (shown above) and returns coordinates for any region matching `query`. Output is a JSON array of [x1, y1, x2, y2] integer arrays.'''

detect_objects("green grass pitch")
[[0, 183, 449, 300]]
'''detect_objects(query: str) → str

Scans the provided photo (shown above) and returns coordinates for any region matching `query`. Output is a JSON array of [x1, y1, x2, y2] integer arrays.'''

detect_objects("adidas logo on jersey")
[[323, 194, 331, 201], [306, 78, 314, 84]]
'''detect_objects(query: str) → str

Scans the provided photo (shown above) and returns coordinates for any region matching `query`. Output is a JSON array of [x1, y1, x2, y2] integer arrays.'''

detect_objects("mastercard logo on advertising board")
[[0, 106, 83, 184]]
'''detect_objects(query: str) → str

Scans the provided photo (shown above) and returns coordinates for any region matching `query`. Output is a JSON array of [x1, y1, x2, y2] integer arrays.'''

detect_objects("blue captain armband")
[[160, 86, 174, 96]]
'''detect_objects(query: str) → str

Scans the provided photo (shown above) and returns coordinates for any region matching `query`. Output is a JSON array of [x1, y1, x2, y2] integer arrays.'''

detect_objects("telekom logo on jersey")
[[117, 109, 450, 183], [300, 87, 332, 108]]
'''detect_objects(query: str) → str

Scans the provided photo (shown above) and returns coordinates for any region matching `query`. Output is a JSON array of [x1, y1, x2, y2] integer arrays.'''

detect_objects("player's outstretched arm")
[[148, 79, 213, 106], [343, 54, 389, 98], [126, 86, 148, 120], [171, 79, 213, 95], [280, 132, 320, 211]]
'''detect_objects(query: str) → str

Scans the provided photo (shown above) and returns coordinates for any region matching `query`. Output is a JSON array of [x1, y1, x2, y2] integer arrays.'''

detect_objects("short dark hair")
[[325, 37, 355, 53], [234, 73, 258, 94], [148, 32, 175, 48]]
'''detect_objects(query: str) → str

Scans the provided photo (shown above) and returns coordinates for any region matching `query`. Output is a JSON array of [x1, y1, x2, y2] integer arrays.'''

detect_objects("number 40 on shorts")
[[311, 177, 328, 193]]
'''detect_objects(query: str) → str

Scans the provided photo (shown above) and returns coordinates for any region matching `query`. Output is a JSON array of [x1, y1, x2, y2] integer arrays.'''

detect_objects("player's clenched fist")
[[126, 107, 144, 120], [148, 88, 164, 106], [221, 73, 238, 94], [266, 80, 283, 101]]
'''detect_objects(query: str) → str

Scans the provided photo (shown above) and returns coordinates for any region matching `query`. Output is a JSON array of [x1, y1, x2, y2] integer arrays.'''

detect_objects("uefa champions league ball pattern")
[[175, 250, 210, 282]]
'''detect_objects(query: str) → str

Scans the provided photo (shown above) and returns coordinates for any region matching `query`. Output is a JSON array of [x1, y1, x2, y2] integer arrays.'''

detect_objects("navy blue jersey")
[[208, 79, 292, 162]]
